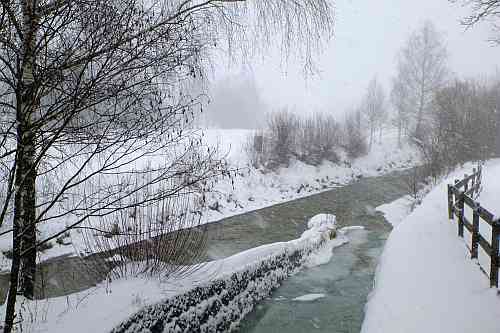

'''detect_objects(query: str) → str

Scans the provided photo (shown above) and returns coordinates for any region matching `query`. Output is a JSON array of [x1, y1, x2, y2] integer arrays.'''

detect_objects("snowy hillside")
[[363, 160, 500, 333]]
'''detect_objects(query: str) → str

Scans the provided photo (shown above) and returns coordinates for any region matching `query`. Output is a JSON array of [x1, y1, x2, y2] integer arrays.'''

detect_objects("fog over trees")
[[203, 74, 267, 129], [247, 16, 500, 184], [393, 21, 448, 142], [361, 77, 386, 149]]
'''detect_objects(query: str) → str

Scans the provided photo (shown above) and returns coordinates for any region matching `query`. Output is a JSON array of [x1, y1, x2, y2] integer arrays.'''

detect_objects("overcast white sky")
[[209, 0, 500, 124]]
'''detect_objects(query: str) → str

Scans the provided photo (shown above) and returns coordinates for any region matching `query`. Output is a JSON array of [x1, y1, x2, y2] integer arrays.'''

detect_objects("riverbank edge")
[[110, 222, 349, 333]]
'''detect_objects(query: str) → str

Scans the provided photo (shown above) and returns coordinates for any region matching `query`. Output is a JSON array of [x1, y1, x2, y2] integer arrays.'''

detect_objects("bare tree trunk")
[[397, 118, 402, 148], [369, 125, 374, 151], [415, 88, 425, 141], [17, 0, 39, 300], [3, 2, 40, 331], [16, 128, 37, 300], [3, 85, 38, 333], [415, 50, 428, 141], [3, 228, 21, 333]]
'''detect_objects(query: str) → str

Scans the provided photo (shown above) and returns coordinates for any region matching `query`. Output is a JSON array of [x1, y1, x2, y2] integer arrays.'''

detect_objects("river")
[[201, 169, 411, 332], [1, 168, 412, 333]]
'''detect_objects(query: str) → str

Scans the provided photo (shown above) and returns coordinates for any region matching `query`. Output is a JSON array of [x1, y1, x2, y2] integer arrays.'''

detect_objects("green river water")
[[202, 169, 411, 332], [0, 169, 412, 332]]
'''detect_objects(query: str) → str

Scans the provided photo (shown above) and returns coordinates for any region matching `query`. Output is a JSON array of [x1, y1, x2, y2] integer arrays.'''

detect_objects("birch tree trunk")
[[17, 0, 38, 301], [4, 1, 39, 332]]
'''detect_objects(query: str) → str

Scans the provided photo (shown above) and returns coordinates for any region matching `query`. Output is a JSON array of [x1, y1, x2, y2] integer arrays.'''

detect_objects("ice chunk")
[[292, 293, 326, 302]]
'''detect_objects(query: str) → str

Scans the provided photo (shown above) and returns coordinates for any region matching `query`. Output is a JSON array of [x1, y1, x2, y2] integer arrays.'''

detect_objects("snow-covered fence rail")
[[447, 165, 500, 288]]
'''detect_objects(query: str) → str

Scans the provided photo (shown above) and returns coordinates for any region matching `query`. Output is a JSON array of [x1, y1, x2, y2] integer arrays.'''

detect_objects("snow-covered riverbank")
[[16, 215, 357, 333], [200, 129, 419, 224], [0, 128, 419, 270], [363, 159, 500, 333], [0, 128, 421, 332]]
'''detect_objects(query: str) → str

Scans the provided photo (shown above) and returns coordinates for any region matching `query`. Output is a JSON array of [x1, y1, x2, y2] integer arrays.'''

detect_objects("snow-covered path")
[[363, 160, 500, 333]]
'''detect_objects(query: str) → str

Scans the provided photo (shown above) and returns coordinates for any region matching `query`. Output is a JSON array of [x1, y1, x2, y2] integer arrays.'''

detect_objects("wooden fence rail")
[[447, 165, 500, 288]]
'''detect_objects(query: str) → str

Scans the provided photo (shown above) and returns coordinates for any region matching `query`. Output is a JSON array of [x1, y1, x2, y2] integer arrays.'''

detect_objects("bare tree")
[[431, 79, 499, 165], [452, 0, 500, 43], [394, 21, 448, 142], [391, 75, 411, 147], [361, 77, 386, 150], [342, 108, 367, 159], [265, 110, 299, 169], [296, 113, 341, 165], [0, 0, 334, 331], [408, 78, 500, 180]]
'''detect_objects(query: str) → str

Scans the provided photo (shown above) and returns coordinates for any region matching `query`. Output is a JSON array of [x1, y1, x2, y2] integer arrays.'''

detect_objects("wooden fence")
[[447, 165, 500, 288]]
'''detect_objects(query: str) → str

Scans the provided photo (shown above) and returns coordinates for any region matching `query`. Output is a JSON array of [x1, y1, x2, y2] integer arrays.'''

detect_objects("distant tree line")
[[390, 20, 500, 178], [249, 19, 500, 178]]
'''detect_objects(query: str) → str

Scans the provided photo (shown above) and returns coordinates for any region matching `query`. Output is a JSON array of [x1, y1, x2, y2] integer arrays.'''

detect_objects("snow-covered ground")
[[14, 214, 357, 333], [0, 128, 420, 271], [199, 128, 419, 224], [363, 159, 500, 333], [375, 196, 413, 227]]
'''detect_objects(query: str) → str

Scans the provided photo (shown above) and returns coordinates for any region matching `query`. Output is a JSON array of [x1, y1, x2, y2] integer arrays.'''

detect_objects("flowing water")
[[200, 169, 412, 332], [237, 228, 384, 333], [0, 168, 412, 333], [203, 169, 408, 260]]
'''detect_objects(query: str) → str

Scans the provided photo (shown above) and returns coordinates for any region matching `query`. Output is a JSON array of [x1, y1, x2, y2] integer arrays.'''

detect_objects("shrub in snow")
[[342, 110, 368, 160], [110, 214, 338, 333], [246, 111, 343, 171]]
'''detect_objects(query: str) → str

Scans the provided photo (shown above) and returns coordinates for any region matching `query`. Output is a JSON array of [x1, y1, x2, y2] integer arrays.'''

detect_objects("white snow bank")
[[18, 278, 168, 333], [376, 196, 413, 227], [292, 293, 326, 302], [192, 128, 419, 229], [215, 214, 342, 273], [362, 160, 500, 333], [25, 214, 349, 333]]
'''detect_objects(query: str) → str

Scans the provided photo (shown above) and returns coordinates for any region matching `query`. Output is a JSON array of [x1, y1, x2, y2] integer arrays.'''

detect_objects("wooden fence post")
[[490, 220, 500, 288], [447, 184, 454, 220], [478, 165, 482, 190], [471, 168, 476, 192], [457, 192, 465, 238], [471, 203, 480, 259]]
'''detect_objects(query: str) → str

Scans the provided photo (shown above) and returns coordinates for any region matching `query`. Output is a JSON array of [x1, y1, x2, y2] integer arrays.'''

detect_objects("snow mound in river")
[[307, 214, 336, 231]]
